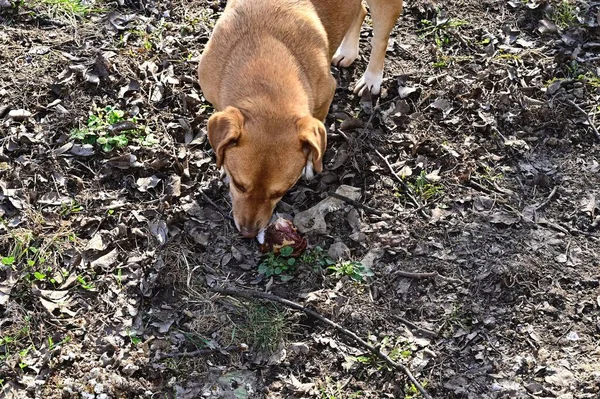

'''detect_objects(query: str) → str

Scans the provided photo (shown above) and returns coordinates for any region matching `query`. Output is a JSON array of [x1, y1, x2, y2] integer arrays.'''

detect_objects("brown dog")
[[198, 0, 403, 238]]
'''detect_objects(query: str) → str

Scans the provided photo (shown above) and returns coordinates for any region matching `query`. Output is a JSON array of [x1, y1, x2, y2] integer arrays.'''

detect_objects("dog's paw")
[[332, 43, 359, 68], [353, 70, 384, 96]]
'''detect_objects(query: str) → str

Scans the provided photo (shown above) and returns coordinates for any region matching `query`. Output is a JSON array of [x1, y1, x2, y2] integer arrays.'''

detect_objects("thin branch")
[[393, 270, 463, 283], [328, 191, 383, 216], [536, 219, 569, 234], [566, 100, 600, 142], [155, 344, 247, 360], [212, 286, 433, 399], [535, 186, 559, 211], [409, 195, 444, 218], [390, 315, 439, 338], [466, 179, 493, 194], [373, 149, 430, 219], [467, 178, 512, 197], [198, 190, 234, 221]]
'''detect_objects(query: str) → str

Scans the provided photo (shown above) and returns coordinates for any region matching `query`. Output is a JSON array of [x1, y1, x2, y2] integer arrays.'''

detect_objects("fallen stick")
[[566, 100, 600, 142], [155, 344, 247, 360], [390, 315, 439, 338], [212, 286, 434, 399], [328, 191, 383, 216], [535, 186, 559, 211], [198, 190, 234, 221], [393, 270, 463, 283]]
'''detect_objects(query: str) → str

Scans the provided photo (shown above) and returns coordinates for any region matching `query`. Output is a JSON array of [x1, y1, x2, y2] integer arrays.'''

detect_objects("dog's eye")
[[234, 183, 246, 193]]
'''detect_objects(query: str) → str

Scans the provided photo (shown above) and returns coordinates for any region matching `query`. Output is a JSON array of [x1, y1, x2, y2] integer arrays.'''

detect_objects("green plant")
[[127, 330, 142, 345], [441, 303, 474, 338], [300, 246, 335, 270], [70, 106, 158, 152], [405, 380, 429, 399], [258, 246, 297, 280], [566, 60, 580, 77], [328, 261, 374, 282], [576, 72, 600, 88], [48, 335, 71, 350], [418, 18, 468, 48], [128, 26, 165, 52], [76, 275, 94, 290], [59, 200, 83, 217], [545, 71, 600, 90], [197, 8, 217, 29], [30, 0, 96, 19], [33, 270, 46, 281], [1, 256, 15, 265], [551, 0, 578, 29], [0, 322, 34, 360], [1, 228, 50, 271], [258, 246, 337, 281], [343, 335, 415, 372], [115, 267, 123, 289], [18, 347, 30, 369], [0, 316, 35, 367], [544, 77, 560, 86], [432, 59, 448, 68], [477, 165, 504, 182], [0, 336, 15, 357], [399, 171, 444, 201], [319, 376, 362, 399]]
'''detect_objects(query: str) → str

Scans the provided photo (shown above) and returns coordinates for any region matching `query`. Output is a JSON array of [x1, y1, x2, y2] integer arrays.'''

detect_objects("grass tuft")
[[238, 302, 290, 353]]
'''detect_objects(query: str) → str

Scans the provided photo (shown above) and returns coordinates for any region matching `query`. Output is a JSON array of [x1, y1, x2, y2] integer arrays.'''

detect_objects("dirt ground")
[[1, 0, 599, 398]]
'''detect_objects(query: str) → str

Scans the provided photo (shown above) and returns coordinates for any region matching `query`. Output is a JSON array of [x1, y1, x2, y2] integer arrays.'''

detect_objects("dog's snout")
[[239, 224, 260, 238]]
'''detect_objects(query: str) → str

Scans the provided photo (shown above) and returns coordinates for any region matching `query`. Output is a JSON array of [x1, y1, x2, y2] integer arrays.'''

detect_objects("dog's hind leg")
[[331, 3, 367, 68], [354, 0, 403, 95]]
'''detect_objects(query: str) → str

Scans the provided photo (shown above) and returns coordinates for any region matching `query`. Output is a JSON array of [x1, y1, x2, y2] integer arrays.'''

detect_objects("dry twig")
[[155, 344, 246, 360], [566, 99, 600, 142], [390, 315, 438, 338], [328, 191, 383, 216], [198, 190, 234, 221], [535, 186, 559, 211], [393, 270, 463, 283], [212, 286, 433, 399]]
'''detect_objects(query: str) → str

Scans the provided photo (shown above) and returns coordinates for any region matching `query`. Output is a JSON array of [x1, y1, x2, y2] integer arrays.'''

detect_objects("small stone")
[[349, 231, 367, 245], [573, 88, 585, 99], [8, 109, 32, 121], [328, 242, 350, 260], [524, 382, 543, 394], [270, 381, 283, 391], [545, 367, 575, 387], [192, 232, 209, 246]]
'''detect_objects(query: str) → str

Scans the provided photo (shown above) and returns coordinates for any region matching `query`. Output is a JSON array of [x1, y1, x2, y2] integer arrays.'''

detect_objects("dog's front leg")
[[354, 0, 403, 96]]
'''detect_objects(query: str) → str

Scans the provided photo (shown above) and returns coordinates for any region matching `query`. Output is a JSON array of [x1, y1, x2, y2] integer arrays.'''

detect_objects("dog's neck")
[[219, 35, 314, 118]]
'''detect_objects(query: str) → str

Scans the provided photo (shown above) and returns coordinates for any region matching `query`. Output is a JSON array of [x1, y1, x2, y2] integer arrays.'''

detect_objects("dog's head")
[[207, 106, 326, 238]]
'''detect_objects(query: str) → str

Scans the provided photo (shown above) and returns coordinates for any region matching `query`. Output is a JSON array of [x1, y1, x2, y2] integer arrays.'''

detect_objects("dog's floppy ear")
[[297, 116, 327, 178], [207, 106, 244, 168]]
